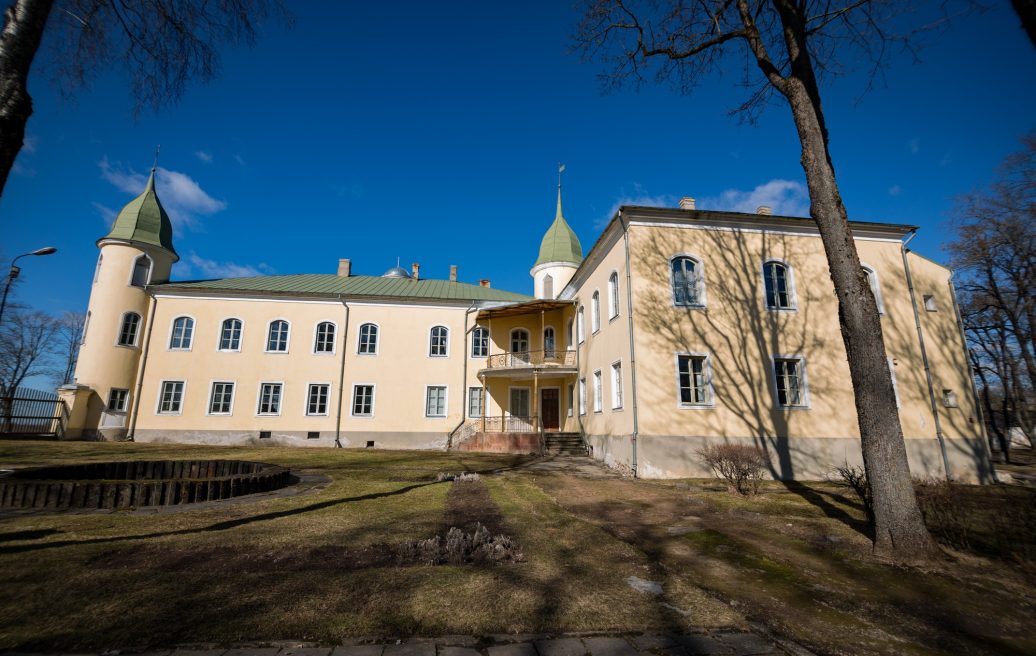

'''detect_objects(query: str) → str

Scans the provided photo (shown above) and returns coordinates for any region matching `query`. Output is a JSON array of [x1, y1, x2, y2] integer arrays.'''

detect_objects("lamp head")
[[31, 247, 57, 256]]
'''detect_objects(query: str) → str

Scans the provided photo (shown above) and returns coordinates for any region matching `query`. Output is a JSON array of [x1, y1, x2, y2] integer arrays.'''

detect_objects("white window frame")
[[305, 382, 331, 416], [611, 361, 623, 410], [129, 254, 152, 287], [218, 317, 244, 352], [467, 386, 484, 418], [256, 381, 284, 416], [207, 380, 236, 416], [155, 380, 186, 415], [577, 307, 585, 344], [507, 385, 531, 418], [429, 325, 450, 358], [770, 355, 810, 409], [313, 321, 337, 355], [93, 254, 103, 284], [608, 271, 620, 319], [862, 264, 885, 315], [509, 327, 530, 354], [357, 322, 380, 355], [471, 326, 489, 358], [81, 311, 91, 346], [351, 383, 376, 418], [168, 315, 195, 351], [425, 384, 448, 417], [592, 369, 603, 414], [675, 352, 714, 408], [762, 259, 798, 311], [265, 319, 291, 353], [567, 383, 574, 417], [543, 326, 557, 357], [591, 290, 601, 334], [116, 311, 142, 347], [669, 254, 707, 308], [923, 294, 938, 312], [578, 378, 587, 416], [888, 357, 900, 409], [107, 388, 129, 412]]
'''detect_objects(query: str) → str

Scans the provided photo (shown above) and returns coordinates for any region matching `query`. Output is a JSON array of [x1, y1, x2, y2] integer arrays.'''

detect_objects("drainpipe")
[[334, 296, 350, 448], [447, 301, 478, 449], [621, 212, 640, 478], [947, 276, 998, 483], [901, 231, 951, 480], [126, 294, 159, 441]]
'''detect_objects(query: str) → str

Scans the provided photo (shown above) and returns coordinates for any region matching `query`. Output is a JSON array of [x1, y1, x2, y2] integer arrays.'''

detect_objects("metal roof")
[[153, 274, 531, 302], [100, 169, 178, 259], [476, 299, 575, 320], [535, 189, 583, 266]]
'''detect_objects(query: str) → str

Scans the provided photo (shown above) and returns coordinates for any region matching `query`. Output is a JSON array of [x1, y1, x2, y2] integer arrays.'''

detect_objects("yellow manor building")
[[61, 170, 992, 481]]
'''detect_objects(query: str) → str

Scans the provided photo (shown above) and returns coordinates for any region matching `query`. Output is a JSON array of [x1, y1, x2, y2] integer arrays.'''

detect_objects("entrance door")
[[541, 388, 560, 431]]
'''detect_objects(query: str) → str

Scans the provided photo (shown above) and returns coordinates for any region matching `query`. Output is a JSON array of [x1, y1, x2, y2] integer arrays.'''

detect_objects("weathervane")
[[152, 144, 161, 172]]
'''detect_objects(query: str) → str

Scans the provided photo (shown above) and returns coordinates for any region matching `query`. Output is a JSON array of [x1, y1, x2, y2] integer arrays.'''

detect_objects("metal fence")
[[0, 387, 68, 438]]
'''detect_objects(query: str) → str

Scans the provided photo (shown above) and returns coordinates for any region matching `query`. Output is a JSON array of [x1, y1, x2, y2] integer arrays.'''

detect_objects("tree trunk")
[[771, 0, 938, 562], [0, 0, 54, 197]]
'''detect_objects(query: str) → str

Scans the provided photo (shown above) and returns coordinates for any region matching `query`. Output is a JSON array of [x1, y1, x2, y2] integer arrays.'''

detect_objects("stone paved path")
[[518, 455, 625, 479], [3, 631, 802, 656]]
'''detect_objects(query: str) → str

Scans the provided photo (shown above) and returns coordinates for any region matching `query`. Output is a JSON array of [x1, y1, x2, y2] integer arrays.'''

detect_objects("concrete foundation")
[[132, 429, 450, 450]]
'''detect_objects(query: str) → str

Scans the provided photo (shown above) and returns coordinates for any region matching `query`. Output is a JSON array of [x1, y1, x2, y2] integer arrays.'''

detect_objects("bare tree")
[[53, 309, 85, 385], [949, 135, 1036, 462], [576, 0, 943, 562], [0, 308, 59, 430], [0, 0, 288, 195]]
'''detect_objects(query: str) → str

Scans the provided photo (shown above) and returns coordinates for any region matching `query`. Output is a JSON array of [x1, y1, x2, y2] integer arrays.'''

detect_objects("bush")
[[397, 522, 524, 566], [435, 471, 482, 483], [697, 443, 767, 495], [830, 462, 874, 525]]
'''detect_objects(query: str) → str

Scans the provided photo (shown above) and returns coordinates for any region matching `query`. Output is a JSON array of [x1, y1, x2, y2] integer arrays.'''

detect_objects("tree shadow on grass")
[[778, 480, 873, 538]]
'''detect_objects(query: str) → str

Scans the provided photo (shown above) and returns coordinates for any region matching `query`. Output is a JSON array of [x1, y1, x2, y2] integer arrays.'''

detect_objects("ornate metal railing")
[[480, 415, 539, 433], [484, 349, 576, 370]]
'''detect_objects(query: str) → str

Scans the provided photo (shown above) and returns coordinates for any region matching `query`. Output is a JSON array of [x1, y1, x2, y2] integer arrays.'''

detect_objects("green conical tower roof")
[[535, 187, 582, 267], [101, 168, 178, 259]]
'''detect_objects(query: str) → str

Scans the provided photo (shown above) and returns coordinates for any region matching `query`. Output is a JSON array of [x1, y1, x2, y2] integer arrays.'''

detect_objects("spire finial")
[[556, 163, 566, 220], [152, 144, 161, 172]]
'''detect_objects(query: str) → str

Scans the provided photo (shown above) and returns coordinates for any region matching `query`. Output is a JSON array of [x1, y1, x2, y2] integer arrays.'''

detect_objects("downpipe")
[[621, 213, 640, 478], [334, 296, 350, 448], [447, 301, 478, 449], [126, 293, 158, 441]]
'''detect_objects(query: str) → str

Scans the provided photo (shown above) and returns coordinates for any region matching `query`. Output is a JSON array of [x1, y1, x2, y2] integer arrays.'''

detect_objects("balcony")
[[479, 349, 577, 376]]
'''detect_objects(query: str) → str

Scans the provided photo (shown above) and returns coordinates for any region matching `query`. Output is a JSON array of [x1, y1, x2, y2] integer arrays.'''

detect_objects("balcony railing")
[[484, 349, 576, 370], [480, 415, 539, 433]]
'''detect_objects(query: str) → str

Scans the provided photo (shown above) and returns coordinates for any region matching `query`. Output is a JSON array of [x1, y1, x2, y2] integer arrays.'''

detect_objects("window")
[[117, 312, 141, 346], [426, 386, 447, 417], [468, 387, 484, 418], [567, 384, 574, 417], [314, 322, 336, 353], [307, 383, 329, 415], [352, 384, 374, 416], [130, 254, 152, 287], [591, 291, 601, 333], [510, 328, 529, 354], [358, 323, 378, 354], [578, 378, 587, 416], [81, 311, 90, 345], [208, 382, 234, 415], [107, 388, 129, 412], [773, 358, 808, 407], [509, 387, 530, 417], [888, 357, 900, 409], [307, 431, 320, 440], [543, 274, 554, 299], [158, 381, 184, 414], [763, 261, 794, 310], [863, 266, 884, 314], [677, 354, 711, 406], [429, 326, 449, 357], [219, 318, 242, 351], [608, 271, 620, 318], [592, 371, 603, 413], [266, 320, 289, 352], [567, 319, 574, 350], [923, 294, 937, 312], [672, 256, 703, 307], [611, 362, 623, 409], [169, 316, 194, 350], [577, 307, 585, 343], [93, 254, 102, 284], [544, 327, 556, 358], [257, 382, 282, 415], [471, 326, 488, 358]]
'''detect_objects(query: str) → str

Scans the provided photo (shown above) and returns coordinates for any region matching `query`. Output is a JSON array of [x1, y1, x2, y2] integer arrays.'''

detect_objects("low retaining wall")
[[454, 432, 542, 454], [0, 459, 293, 511]]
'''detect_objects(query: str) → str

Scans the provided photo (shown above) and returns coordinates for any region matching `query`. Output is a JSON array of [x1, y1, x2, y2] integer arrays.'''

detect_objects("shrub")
[[434, 471, 482, 483], [397, 522, 524, 566], [697, 443, 767, 495], [830, 461, 874, 525]]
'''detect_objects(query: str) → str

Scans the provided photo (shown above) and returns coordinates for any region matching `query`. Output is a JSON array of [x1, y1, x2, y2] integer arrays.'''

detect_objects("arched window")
[[763, 260, 794, 310], [358, 323, 379, 354], [608, 272, 619, 318], [169, 316, 194, 350], [81, 311, 91, 345], [93, 254, 103, 284], [117, 312, 141, 346], [130, 255, 152, 287], [511, 328, 529, 354], [544, 327, 556, 358], [266, 320, 290, 352], [543, 274, 554, 299], [219, 318, 242, 351], [577, 307, 585, 344], [567, 319, 574, 350], [429, 325, 449, 357], [314, 321, 336, 353], [471, 326, 488, 358], [591, 291, 601, 333], [863, 266, 884, 314], [671, 256, 703, 307]]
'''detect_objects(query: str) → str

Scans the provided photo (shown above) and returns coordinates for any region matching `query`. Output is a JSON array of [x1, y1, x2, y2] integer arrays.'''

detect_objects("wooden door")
[[541, 388, 560, 431]]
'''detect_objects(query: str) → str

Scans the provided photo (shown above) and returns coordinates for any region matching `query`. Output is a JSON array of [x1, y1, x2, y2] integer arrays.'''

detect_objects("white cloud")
[[195, 150, 213, 163], [888, 185, 902, 197], [233, 154, 246, 167], [184, 251, 274, 279], [22, 134, 38, 155], [599, 183, 678, 227], [92, 202, 117, 227], [98, 157, 227, 231], [699, 179, 810, 217], [11, 160, 35, 178], [908, 138, 920, 154]]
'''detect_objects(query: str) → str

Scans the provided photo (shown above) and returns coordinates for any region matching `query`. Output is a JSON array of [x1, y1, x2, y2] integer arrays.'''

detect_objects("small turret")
[[531, 167, 582, 299]]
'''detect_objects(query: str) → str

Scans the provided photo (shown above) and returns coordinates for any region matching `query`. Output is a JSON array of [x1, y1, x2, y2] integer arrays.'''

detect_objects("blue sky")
[[2, 1, 1034, 316]]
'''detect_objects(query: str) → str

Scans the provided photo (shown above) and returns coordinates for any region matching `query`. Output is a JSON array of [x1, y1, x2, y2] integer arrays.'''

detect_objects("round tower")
[[74, 168, 177, 439], [531, 180, 582, 299]]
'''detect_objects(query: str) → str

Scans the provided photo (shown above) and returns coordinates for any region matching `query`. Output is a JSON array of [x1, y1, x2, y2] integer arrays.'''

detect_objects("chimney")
[[757, 205, 773, 216], [337, 259, 351, 277], [679, 197, 696, 210], [449, 265, 457, 282], [411, 262, 420, 281], [479, 279, 491, 288]]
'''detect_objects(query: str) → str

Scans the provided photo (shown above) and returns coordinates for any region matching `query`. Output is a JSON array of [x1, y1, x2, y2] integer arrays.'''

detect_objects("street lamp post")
[[0, 247, 58, 328]]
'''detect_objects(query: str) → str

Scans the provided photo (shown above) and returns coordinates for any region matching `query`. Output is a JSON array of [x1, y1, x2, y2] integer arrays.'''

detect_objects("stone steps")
[[544, 432, 587, 455]]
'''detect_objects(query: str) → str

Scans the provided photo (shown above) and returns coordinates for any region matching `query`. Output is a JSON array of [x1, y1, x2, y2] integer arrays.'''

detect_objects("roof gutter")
[[621, 212, 640, 478]]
